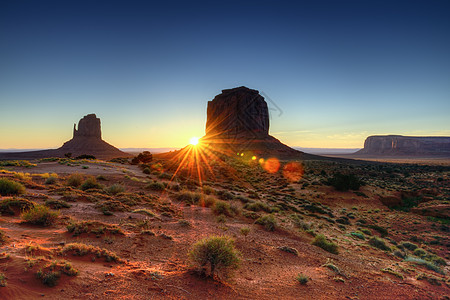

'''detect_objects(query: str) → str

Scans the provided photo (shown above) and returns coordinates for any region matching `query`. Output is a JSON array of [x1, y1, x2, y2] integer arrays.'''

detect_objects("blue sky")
[[1, 0, 449, 149]]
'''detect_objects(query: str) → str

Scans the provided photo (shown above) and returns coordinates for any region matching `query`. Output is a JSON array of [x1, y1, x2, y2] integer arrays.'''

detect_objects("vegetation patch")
[[296, 273, 309, 285], [0, 178, 26, 196], [278, 246, 298, 256], [312, 234, 339, 254], [368, 237, 391, 251], [0, 198, 35, 215], [21, 205, 59, 226], [44, 199, 71, 209], [36, 260, 78, 287], [188, 236, 240, 278], [58, 242, 121, 262], [255, 214, 277, 231], [66, 220, 123, 237]]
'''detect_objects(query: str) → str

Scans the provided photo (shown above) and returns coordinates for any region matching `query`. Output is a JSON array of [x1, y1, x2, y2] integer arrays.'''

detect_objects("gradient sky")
[[1, 0, 449, 149]]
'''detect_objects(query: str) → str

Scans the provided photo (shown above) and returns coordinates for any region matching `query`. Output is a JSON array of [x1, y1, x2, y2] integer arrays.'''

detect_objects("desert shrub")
[[80, 177, 103, 191], [44, 199, 70, 209], [188, 236, 240, 277], [0, 198, 35, 215], [416, 273, 445, 285], [368, 237, 391, 251], [132, 208, 155, 217], [350, 232, 365, 240], [59, 243, 120, 262], [216, 190, 234, 200], [199, 196, 216, 208], [213, 201, 233, 216], [296, 274, 309, 285], [45, 176, 57, 185], [66, 173, 83, 187], [405, 256, 444, 274], [240, 227, 250, 237], [312, 234, 339, 254], [36, 260, 78, 287], [131, 151, 153, 164], [278, 246, 298, 256], [360, 228, 372, 236], [367, 224, 388, 237], [202, 186, 215, 195], [142, 167, 151, 174], [0, 178, 25, 196], [105, 184, 125, 195], [328, 173, 361, 191], [413, 248, 427, 258], [0, 230, 7, 245], [244, 201, 271, 213], [146, 182, 165, 191], [255, 215, 277, 231], [0, 272, 6, 287], [381, 267, 404, 279], [36, 269, 60, 287], [178, 219, 191, 227], [66, 220, 123, 237], [75, 154, 96, 160], [21, 205, 59, 226], [400, 241, 418, 251], [176, 191, 202, 205]]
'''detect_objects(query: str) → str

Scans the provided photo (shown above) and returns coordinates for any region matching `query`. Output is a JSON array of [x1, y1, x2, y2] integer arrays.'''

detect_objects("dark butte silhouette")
[[200, 86, 306, 158], [0, 114, 130, 160]]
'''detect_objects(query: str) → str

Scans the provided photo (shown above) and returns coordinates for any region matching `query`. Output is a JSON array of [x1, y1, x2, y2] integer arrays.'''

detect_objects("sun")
[[189, 137, 199, 146]]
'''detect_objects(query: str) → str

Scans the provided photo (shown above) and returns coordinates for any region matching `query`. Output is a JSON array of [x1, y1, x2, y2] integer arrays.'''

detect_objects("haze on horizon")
[[1, 0, 449, 150]]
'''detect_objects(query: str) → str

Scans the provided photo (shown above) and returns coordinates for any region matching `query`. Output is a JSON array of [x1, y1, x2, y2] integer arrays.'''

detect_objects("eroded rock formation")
[[201, 87, 303, 158], [357, 135, 450, 156], [73, 114, 102, 138]]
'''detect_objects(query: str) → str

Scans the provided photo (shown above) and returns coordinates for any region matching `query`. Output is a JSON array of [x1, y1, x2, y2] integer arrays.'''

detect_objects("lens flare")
[[282, 162, 304, 182], [263, 158, 280, 173], [190, 137, 199, 146]]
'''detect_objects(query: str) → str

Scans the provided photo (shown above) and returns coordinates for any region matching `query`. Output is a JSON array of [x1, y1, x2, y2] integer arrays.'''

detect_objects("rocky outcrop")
[[205, 87, 269, 139], [356, 135, 450, 157], [0, 114, 131, 160], [200, 87, 304, 158], [73, 114, 101, 138]]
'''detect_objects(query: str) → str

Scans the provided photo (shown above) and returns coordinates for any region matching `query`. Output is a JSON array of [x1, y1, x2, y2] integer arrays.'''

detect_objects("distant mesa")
[[0, 114, 130, 160], [356, 135, 450, 157], [200, 86, 306, 158]]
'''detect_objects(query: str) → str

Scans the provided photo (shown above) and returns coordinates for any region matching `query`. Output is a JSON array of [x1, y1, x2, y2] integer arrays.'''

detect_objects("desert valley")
[[0, 87, 449, 299]]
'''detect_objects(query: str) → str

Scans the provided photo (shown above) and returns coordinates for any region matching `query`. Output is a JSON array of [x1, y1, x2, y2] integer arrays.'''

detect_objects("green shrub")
[[278, 246, 298, 256], [44, 199, 71, 209], [244, 201, 271, 212], [36, 269, 60, 287], [312, 234, 339, 254], [405, 256, 444, 274], [59, 242, 120, 262], [45, 176, 57, 185], [328, 173, 361, 191], [188, 236, 240, 276], [350, 232, 365, 240], [368, 237, 391, 251], [0, 230, 7, 246], [106, 184, 125, 195], [367, 224, 388, 237], [0, 198, 35, 215], [400, 241, 418, 251], [255, 215, 277, 231], [66, 173, 83, 187], [0, 272, 6, 287], [0, 178, 25, 196], [176, 191, 202, 205], [213, 201, 232, 216], [296, 274, 309, 285], [21, 205, 59, 226], [146, 182, 165, 191], [80, 177, 103, 191]]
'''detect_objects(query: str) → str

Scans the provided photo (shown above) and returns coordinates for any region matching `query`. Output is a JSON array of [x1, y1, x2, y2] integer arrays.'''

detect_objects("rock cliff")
[[201, 87, 303, 158], [356, 135, 450, 156]]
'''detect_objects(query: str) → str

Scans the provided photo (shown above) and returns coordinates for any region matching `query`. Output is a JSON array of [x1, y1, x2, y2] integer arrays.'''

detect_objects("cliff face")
[[201, 87, 302, 158], [357, 135, 450, 156], [73, 114, 102, 138], [205, 87, 269, 139]]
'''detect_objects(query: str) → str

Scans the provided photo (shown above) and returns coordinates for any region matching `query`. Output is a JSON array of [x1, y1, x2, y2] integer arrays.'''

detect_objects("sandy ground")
[[0, 158, 449, 299]]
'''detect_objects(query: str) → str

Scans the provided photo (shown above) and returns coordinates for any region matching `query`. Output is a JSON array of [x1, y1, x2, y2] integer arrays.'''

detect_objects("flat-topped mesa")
[[201, 86, 303, 158], [73, 113, 102, 139], [205, 86, 269, 139], [356, 135, 450, 156]]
